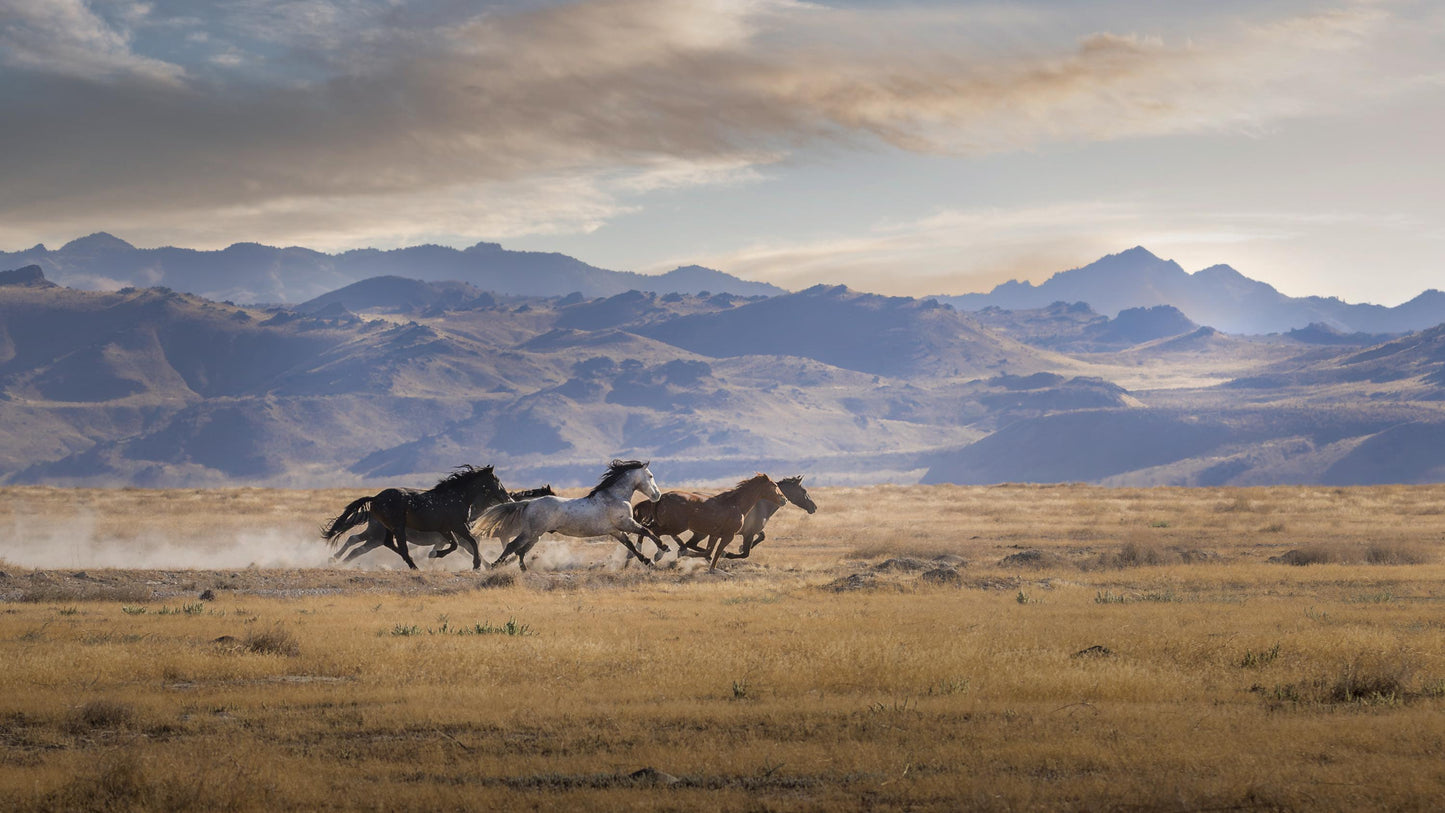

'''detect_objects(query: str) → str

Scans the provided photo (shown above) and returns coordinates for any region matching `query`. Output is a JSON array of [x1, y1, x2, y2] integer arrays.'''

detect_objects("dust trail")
[[0, 514, 335, 570], [0, 512, 645, 572]]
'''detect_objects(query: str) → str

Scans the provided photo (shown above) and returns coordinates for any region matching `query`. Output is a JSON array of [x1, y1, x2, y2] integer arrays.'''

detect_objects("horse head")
[[635, 461, 661, 502], [747, 473, 785, 507], [443, 464, 510, 507], [778, 475, 817, 514]]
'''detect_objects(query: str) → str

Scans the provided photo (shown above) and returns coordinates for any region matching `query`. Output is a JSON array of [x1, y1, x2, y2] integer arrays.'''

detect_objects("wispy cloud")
[[0, 0, 1427, 251], [0, 0, 185, 83]]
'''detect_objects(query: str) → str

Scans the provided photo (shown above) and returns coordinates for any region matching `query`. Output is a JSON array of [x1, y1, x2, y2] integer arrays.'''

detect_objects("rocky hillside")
[[5, 264, 1445, 489]]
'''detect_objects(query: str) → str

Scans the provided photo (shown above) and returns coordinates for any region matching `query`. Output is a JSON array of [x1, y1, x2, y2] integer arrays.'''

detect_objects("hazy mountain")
[[0, 233, 787, 305], [638, 284, 1071, 378], [939, 247, 1445, 335], [971, 302, 1199, 351], [6, 264, 1445, 489], [296, 277, 497, 315]]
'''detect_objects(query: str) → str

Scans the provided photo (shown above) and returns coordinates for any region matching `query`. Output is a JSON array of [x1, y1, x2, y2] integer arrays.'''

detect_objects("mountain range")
[[0, 233, 785, 305], [939, 246, 1445, 335], [4, 253, 1445, 489]]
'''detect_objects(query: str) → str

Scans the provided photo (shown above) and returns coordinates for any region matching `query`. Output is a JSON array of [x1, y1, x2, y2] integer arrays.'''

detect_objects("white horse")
[[476, 459, 667, 571]]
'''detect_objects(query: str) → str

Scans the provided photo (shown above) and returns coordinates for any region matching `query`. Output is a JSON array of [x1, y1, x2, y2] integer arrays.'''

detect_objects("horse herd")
[[320, 460, 817, 572]]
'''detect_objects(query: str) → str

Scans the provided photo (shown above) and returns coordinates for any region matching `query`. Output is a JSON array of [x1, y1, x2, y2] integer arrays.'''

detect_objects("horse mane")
[[724, 473, 772, 493], [587, 459, 648, 498], [508, 485, 555, 501], [433, 464, 497, 492]]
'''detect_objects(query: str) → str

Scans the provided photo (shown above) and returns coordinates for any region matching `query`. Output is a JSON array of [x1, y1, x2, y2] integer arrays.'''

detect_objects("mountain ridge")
[[939, 247, 1445, 335], [2, 233, 786, 305]]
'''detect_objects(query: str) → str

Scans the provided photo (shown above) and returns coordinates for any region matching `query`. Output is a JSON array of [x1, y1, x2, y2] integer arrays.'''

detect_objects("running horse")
[[726, 474, 817, 560], [476, 459, 667, 571], [632, 473, 786, 570], [321, 465, 511, 570], [329, 485, 554, 566]]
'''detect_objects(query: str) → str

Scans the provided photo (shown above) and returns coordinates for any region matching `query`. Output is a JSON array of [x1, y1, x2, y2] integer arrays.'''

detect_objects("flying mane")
[[433, 464, 497, 493], [587, 459, 648, 498]]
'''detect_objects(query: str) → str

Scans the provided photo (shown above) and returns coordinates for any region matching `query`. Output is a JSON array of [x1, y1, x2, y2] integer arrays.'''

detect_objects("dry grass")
[[0, 483, 1443, 810]]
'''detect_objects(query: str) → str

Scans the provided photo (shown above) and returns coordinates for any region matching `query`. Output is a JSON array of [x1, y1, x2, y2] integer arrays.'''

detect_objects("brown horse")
[[634, 474, 785, 570]]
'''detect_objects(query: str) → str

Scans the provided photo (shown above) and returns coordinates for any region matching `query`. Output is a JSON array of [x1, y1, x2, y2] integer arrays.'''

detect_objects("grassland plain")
[[1, 483, 1443, 811]]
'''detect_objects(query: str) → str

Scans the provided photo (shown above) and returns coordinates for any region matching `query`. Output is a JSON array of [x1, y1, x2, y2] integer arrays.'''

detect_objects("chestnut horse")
[[633, 473, 785, 570]]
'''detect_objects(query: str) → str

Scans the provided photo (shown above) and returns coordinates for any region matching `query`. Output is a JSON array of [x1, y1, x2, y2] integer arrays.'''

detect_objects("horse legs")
[[708, 533, 736, 571], [391, 526, 420, 570], [333, 530, 369, 561], [725, 531, 765, 560], [491, 534, 529, 569], [679, 531, 710, 554], [452, 527, 485, 570], [612, 532, 655, 568], [340, 537, 387, 565], [618, 516, 669, 562], [427, 538, 459, 559]]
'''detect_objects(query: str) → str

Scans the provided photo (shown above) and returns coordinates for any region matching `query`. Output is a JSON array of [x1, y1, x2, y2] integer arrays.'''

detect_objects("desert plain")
[[1, 482, 1443, 811]]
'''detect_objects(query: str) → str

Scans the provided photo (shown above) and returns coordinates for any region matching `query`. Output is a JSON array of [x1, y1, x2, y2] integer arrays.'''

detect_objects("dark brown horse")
[[634, 473, 785, 570], [330, 485, 554, 566], [321, 465, 511, 570]]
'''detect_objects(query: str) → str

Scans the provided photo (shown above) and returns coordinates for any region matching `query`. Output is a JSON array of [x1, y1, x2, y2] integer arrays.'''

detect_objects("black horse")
[[329, 485, 555, 566], [321, 465, 511, 570]]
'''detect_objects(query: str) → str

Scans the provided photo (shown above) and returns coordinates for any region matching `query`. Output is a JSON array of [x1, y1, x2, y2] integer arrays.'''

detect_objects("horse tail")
[[321, 496, 374, 544], [475, 500, 529, 540]]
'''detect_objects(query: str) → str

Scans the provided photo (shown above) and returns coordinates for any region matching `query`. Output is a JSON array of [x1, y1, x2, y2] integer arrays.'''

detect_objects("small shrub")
[[43, 752, 154, 810], [243, 625, 300, 656], [1238, 643, 1281, 669], [1364, 541, 1433, 565], [70, 699, 135, 732], [1260, 656, 1419, 706]]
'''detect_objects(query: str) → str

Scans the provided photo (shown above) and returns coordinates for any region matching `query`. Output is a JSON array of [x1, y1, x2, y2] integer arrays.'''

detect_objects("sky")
[[0, 0, 1441, 305]]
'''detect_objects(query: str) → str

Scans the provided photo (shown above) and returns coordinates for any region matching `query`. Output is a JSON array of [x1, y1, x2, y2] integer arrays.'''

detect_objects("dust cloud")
[[0, 513, 335, 570], [0, 512, 676, 572]]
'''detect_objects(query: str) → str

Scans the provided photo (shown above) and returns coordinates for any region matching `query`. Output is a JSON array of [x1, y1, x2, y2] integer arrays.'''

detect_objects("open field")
[[2, 483, 1444, 810]]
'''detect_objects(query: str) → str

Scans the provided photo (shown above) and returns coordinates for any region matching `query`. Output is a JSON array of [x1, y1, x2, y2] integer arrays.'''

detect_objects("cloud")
[[0, 0, 185, 84], [0, 0, 1422, 250]]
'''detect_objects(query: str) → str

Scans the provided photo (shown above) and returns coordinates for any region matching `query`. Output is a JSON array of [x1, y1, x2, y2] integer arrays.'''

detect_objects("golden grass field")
[[1, 483, 1444, 811]]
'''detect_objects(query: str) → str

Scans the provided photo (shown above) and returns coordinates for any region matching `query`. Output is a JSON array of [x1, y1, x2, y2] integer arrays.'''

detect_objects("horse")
[[321, 465, 511, 570], [637, 474, 815, 562], [475, 459, 665, 571], [727, 474, 817, 560], [631, 473, 785, 570], [330, 485, 555, 566]]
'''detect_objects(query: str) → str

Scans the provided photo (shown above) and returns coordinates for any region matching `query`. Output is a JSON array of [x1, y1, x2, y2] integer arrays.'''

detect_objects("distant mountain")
[[970, 302, 1199, 351], [296, 276, 497, 315], [0, 233, 787, 305], [6, 264, 1445, 489], [0, 269, 988, 486], [939, 247, 1445, 335], [638, 284, 1069, 378]]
